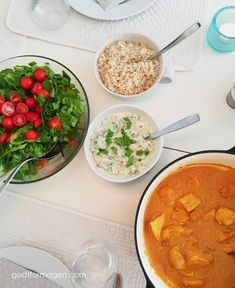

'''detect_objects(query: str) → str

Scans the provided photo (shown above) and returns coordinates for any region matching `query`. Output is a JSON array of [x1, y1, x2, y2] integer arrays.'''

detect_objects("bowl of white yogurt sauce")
[[84, 104, 163, 183]]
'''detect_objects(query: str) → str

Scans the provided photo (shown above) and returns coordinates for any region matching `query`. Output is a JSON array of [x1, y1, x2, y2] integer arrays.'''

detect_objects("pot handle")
[[227, 146, 235, 155], [146, 279, 155, 288]]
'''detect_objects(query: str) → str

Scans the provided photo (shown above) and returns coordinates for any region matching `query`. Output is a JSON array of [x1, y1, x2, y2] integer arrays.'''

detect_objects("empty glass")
[[71, 239, 118, 288], [207, 6, 235, 53], [30, 0, 70, 30]]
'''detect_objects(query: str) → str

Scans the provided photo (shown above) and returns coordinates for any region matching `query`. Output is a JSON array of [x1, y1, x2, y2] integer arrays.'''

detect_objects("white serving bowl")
[[94, 33, 164, 99], [84, 104, 163, 183]]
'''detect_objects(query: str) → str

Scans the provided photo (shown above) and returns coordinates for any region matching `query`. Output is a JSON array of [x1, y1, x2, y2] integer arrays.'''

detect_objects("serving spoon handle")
[[0, 158, 35, 193], [147, 113, 200, 141], [0, 142, 60, 193], [155, 22, 201, 59]]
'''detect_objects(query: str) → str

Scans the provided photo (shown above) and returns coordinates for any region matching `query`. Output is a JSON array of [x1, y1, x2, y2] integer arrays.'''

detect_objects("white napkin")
[[96, 0, 128, 10], [0, 258, 61, 288], [0, 193, 146, 288]]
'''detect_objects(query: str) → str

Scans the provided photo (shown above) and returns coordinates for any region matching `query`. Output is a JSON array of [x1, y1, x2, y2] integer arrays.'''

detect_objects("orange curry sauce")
[[144, 164, 235, 288]]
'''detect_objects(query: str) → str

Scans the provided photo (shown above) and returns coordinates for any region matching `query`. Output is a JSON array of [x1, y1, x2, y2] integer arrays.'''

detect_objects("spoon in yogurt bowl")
[[146, 113, 200, 140]]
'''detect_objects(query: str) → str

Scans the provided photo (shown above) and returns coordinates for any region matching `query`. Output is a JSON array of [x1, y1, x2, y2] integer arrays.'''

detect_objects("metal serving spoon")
[[146, 113, 200, 141], [149, 22, 201, 60], [0, 142, 60, 193]]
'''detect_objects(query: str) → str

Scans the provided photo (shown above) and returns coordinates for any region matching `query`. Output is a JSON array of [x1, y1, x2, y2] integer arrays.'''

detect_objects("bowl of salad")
[[0, 55, 89, 183]]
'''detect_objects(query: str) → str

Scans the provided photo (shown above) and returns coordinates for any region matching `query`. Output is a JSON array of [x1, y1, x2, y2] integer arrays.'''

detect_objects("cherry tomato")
[[20, 76, 34, 90], [37, 89, 50, 100], [35, 104, 41, 114], [1, 101, 15, 116], [10, 93, 22, 103], [13, 114, 26, 127], [36, 159, 48, 170], [48, 117, 62, 131], [25, 130, 38, 141], [0, 95, 5, 105], [16, 102, 29, 114], [33, 68, 47, 82], [2, 117, 14, 130], [34, 118, 42, 128], [0, 132, 8, 143], [68, 139, 76, 147], [31, 82, 43, 95], [26, 111, 39, 123], [25, 96, 37, 108]]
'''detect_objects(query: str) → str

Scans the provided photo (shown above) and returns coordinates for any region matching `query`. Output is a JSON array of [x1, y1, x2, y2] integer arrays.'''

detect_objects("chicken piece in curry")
[[144, 164, 235, 288]]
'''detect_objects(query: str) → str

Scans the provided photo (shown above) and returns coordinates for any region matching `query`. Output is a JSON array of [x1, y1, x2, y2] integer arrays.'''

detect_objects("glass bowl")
[[0, 55, 90, 183]]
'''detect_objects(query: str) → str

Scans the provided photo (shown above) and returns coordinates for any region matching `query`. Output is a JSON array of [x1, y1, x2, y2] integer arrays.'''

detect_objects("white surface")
[[0, 246, 73, 288], [69, 0, 155, 20], [0, 1, 25, 61], [220, 23, 235, 37], [7, 0, 207, 70], [84, 104, 163, 183], [1, 0, 235, 228], [0, 193, 146, 288]]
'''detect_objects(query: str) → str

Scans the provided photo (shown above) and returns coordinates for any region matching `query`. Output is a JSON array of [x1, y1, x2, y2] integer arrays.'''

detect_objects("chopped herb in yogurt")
[[90, 112, 155, 177]]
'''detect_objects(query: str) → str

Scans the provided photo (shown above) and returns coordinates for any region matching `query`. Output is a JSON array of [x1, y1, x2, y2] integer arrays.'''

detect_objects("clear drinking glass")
[[207, 6, 235, 53], [71, 239, 118, 288], [30, 0, 70, 31]]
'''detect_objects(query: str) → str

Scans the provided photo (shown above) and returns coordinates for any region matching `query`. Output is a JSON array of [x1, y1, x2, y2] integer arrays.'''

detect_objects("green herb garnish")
[[136, 149, 150, 156], [136, 150, 144, 156], [125, 147, 133, 157], [126, 156, 134, 167], [111, 146, 117, 154], [124, 117, 132, 129], [114, 128, 136, 148], [97, 148, 108, 155], [105, 129, 114, 146], [144, 149, 150, 156]]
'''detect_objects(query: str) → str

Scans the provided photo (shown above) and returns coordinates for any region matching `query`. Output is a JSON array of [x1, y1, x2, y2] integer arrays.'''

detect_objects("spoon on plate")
[[146, 113, 200, 141], [0, 142, 60, 193], [148, 22, 201, 60]]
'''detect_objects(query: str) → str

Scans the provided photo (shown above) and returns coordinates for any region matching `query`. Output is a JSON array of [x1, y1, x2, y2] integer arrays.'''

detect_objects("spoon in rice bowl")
[[146, 113, 200, 140], [148, 22, 201, 60]]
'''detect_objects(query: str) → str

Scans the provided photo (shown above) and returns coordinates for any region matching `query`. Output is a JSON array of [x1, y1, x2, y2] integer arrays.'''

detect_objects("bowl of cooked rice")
[[94, 33, 164, 98]]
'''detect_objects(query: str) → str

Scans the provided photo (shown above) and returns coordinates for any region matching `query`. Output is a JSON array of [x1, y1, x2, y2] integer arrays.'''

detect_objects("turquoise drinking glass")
[[207, 6, 235, 53]]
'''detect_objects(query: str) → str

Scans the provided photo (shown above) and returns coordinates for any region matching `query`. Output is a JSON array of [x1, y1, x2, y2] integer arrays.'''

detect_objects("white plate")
[[68, 0, 156, 20], [0, 246, 74, 288]]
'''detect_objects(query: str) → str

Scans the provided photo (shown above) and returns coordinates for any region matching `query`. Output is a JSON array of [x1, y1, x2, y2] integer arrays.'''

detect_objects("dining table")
[[1, 0, 234, 228], [0, 1, 235, 287]]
